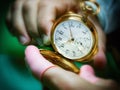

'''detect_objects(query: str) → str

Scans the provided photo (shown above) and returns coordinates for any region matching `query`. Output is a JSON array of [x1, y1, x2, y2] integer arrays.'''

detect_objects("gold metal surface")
[[80, 0, 100, 16], [40, 49, 80, 74], [51, 12, 98, 62]]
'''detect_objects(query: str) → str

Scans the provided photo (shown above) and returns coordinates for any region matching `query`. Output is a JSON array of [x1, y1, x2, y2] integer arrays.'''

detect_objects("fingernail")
[[43, 34, 50, 45], [19, 36, 30, 45]]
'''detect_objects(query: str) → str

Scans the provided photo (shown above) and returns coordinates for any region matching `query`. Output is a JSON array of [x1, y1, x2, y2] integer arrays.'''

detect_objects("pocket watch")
[[40, 0, 100, 73]]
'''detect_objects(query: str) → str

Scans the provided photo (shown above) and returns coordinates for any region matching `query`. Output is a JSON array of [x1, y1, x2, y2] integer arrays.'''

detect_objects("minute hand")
[[69, 26, 74, 41]]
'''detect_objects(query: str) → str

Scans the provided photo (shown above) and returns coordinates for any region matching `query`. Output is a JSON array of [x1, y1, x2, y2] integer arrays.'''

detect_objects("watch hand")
[[69, 22, 74, 41], [70, 28, 74, 41]]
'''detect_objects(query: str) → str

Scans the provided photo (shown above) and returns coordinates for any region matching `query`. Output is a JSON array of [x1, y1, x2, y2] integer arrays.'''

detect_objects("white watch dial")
[[53, 19, 94, 60]]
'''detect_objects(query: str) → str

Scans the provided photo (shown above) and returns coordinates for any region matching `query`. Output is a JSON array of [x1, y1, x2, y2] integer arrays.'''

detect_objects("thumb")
[[25, 45, 56, 79], [79, 65, 99, 83]]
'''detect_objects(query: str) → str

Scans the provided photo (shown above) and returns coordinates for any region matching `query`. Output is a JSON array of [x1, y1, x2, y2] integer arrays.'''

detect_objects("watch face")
[[52, 19, 94, 60]]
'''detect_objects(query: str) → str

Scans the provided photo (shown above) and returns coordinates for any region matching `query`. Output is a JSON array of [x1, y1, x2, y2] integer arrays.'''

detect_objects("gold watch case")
[[40, 0, 100, 73], [51, 12, 98, 62]]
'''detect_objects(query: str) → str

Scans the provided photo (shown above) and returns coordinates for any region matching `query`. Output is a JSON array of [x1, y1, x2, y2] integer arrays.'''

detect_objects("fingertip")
[[79, 65, 95, 76], [25, 45, 39, 62], [25, 45, 37, 55], [25, 45, 55, 79], [19, 35, 31, 45], [79, 65, 99, 83], [93, 49, 107, 69], [43, 34, 51, 45], [37, 20, 53, 46]]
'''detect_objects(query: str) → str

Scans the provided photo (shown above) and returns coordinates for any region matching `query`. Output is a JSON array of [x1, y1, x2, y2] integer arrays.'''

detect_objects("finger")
[[79, 65, 118, 89], [79, 65, 99, 83], [37, 5, 56, 45], [90, 17, 107, 69], [94, 48, 107, 69], [25, 45, 56, 79], [22, 0, 40, 45], [94, 23, 107, 69], [37, 0, 72, 45], [11, 0, 31, 45]]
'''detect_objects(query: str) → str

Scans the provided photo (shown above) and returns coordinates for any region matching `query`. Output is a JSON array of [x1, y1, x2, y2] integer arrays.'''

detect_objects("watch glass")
[[52, 19, 94, 60]]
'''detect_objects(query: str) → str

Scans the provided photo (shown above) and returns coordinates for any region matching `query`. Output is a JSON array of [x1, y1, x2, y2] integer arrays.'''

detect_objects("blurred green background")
[[0, 0, 43, 90]]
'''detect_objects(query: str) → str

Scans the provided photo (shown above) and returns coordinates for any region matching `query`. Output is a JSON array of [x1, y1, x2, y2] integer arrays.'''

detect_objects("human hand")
[[90, 17, 107, 69], [6, 0, 107, 69], [25, 45, 118, 90], [6, 0, 79, 45]]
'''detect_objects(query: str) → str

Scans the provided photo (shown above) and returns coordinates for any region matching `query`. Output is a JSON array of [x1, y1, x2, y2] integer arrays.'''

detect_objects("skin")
[[25, 45, 118, 90], [6, 0, 118, 89], [6, 0, 106, 69]]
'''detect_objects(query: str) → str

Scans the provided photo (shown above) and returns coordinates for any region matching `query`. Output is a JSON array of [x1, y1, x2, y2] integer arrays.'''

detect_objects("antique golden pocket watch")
[[40, 0, 100, 73]]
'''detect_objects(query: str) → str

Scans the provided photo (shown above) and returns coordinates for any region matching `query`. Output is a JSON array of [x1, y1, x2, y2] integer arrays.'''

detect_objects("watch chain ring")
[[80, 0, 100, 16]]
